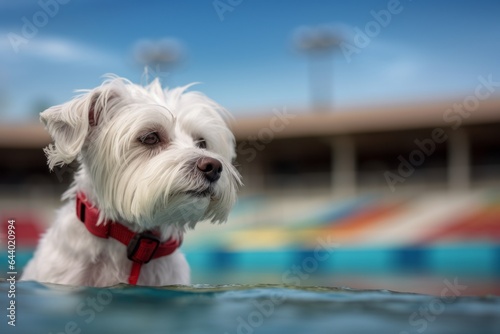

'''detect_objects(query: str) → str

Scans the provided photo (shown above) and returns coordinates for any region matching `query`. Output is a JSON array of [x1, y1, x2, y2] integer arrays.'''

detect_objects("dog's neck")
[[74, 191, 183, 285], [64, 167, 183, 242]]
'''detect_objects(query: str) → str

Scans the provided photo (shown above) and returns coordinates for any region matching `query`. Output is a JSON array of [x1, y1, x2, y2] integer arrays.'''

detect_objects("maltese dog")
[[22, 76, 241, 287]]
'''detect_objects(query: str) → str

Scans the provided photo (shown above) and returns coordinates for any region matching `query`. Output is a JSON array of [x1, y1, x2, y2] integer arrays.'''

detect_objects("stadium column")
[[331, 135, 356, 197], [447, 129, 470, 192]]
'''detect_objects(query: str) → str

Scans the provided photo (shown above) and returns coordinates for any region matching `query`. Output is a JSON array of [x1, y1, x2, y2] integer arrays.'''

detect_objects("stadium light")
[[133, 38, 185, 83], [293, 25, 343, 112]]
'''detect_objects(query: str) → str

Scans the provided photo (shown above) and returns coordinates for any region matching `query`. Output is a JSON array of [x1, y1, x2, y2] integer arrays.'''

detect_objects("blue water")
[[1, 281, 499, 334]]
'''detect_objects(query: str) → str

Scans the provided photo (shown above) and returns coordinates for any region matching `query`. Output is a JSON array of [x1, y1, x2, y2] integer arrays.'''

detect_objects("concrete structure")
[[231, 98, 500, 195]]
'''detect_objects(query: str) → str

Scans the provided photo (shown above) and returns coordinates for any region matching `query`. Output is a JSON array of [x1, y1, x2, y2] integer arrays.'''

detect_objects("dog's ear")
[[40, 89, 117, 169]]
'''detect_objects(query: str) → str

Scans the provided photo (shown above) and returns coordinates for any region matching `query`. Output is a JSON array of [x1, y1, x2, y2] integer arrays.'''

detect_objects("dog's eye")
[[139, 132, 160, 145], [196, 138, 207, 149]]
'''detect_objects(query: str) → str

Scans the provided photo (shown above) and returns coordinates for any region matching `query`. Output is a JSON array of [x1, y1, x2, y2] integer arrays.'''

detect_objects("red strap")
[[76, 192, 182, 285], [128, 262, 142, 285], [76, 194, 108, 238]]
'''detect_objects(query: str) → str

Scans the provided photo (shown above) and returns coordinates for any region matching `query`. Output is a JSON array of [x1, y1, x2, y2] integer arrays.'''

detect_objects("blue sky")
[[1, 0, 500, 122]]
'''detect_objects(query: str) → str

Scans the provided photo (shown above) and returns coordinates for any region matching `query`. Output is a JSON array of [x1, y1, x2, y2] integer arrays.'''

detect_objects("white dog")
[[22, 76, 241, 287]]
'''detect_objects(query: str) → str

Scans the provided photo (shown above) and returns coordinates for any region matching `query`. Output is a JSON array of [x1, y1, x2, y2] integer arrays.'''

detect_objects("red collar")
[[76, 192, 182, 285]]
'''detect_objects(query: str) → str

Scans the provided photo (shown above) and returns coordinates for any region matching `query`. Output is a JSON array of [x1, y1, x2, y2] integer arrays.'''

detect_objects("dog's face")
[[41, 77, 241, 230]]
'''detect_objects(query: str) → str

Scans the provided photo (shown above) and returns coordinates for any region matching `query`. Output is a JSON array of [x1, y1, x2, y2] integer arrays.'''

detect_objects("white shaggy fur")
[[22, 76, 241, 287]]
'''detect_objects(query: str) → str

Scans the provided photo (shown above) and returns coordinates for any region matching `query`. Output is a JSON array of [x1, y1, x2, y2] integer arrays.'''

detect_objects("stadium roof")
[[1, 98, 500, 148], [232, 98, 500, 141]]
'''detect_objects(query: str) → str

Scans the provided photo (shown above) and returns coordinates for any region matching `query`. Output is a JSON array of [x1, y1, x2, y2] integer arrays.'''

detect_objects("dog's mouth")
[[185, 186, 214, 198]]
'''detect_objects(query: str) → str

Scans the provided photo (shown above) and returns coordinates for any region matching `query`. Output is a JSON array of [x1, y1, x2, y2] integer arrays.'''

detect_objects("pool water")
[[1, 280, 499, 334]]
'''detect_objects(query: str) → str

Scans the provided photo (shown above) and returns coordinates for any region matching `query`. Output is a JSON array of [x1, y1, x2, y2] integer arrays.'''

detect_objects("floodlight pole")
[[294, 26, 341, 112]]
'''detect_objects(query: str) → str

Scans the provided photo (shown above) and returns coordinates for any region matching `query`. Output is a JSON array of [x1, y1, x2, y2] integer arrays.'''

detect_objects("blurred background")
[[0, 0, 499, 295]]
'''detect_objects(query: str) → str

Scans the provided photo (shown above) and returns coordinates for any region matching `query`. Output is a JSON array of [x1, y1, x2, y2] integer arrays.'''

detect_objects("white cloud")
[[28, 38, 117, 63], [0, 34, 119, 65]]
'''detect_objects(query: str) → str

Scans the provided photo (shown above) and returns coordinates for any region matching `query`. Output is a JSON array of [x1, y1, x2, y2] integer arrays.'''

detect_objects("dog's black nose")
[[197, 157, 222, 183]]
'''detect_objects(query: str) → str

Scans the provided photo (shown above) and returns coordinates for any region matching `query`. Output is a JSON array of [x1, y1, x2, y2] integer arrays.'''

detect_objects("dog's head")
[[41, 76, 241, 230]]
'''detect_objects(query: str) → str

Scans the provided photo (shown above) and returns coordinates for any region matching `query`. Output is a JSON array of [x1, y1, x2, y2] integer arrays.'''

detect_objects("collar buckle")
[[126, 232, 160, 264]]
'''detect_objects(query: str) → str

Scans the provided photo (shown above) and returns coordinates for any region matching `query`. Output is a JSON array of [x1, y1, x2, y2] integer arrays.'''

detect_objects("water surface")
[[1, 281, 499, 334]]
